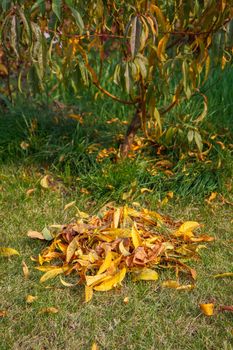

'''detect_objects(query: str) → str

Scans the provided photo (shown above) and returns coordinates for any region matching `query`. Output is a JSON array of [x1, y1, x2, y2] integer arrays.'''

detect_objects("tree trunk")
[[120, 107, 141, 158]]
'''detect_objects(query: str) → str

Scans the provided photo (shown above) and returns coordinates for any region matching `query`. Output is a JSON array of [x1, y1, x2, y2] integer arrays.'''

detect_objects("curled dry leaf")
[[26, 188, 36, 196], [0, 247, 20, 257], [200, 303, 214, 316], [22, 260, 29, 279], [31, 205, 213, 301]]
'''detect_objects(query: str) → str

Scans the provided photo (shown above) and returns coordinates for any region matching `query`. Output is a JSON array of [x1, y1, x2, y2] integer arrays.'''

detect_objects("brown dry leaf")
[[123, 296, 129, 304], [0, 247, 20, 257], [219, 305, 233, 312], [200, 303, 214, 316], [26, 188, 36, 196], [27, 230, 45, 240], [85, 285, 93, 303], [26, 295, 38, 303], [0, 310, 7, 317], [22, 260, 29, 279], [39, 307, 59, 314]]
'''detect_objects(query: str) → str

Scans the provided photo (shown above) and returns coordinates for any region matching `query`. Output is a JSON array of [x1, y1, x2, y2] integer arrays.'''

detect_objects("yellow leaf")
[[67, 114, 83, 123], [132, 268, 159, 282], [26, 295, 38, 303], [85, 285, 93, 303], [113, 208, 121, 228], [39, 307, 59, 314], [27, 230, 45, 240], [64, 201, 76, 211], [119, 241, 131, 256], [40, 175, 50, 189], [40, 267, 66, 283], [200, 303, 214, 316], [0, 63, 8, 75], [85, 273, 108, 287], [59, 276, 79, 287], [174, 221, 200, 236], [66, 237, 79, 263], [206, 192, 217, 204], [131, 224, 142, 249], [213, 272, 233, 278], [94, 268, 127, 291], [157, 34, 169, 61], [98, 251, 113, 274], [22, 260, 29, 279], [161, 280, 180, 288], [0, 247, 20, 257], [123, 296, 129, 304], [140, 188, 153, 194], [91, 343, 99, 350]]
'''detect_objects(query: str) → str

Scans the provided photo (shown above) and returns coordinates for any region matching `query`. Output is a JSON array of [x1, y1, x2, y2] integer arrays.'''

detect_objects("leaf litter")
[[29, 204, 214, 302]]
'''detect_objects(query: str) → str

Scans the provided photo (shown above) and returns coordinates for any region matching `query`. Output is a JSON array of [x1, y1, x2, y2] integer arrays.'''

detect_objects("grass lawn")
[[0, 162, 232, 350], [0, 68, 233, 349]]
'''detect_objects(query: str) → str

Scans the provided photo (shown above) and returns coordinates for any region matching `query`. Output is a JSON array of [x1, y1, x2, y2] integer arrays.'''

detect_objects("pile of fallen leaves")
[[28, 204, 214, 302]]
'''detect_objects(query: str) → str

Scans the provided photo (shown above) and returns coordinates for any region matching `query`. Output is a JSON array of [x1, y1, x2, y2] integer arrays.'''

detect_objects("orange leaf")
[[200, 303, 214, 316]]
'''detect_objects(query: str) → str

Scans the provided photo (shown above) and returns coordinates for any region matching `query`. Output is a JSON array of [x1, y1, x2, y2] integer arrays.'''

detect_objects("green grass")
[[0, 163, 233, 350], [0, 68, 233, 349]]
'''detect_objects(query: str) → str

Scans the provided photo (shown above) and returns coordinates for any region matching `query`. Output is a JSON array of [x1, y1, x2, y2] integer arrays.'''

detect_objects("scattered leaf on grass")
[[64, 201, 76, 211], [40, 175, 51, 189], [213, 272, 233, 278], [27, 230, 45, 240], [206, 192, 217, 204], [39, 307, 59, 314], [85, 285, 94, 303], [31, 205, 213, 301], [22, 260, 29, 279], [91, 343, 99, 350], [26, 188, 36, 196], [219, 305, 233, 312], [123, 296, 129, 304], [26, 295, 38, 303], [132, 268, 159, 281], [0, 247, 20, 257], [41, 227, 53, 241], [200, 303, 214, 316], [0, 310, 7, 317]]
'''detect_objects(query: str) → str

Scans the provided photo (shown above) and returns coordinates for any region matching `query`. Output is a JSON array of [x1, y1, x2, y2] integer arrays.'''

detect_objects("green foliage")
[[0, 1, 232, 153]]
